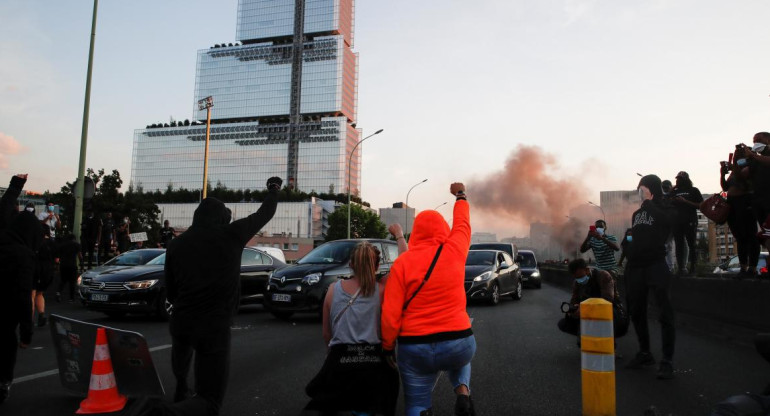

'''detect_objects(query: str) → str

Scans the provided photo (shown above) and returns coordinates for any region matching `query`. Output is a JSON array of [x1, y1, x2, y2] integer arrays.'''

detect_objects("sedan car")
[[517, 249, 542, 288], [79, 247, 286, 319], [464, 250, 522, 305], [716, 252, 768, 277], [263, 239, 400, 320]]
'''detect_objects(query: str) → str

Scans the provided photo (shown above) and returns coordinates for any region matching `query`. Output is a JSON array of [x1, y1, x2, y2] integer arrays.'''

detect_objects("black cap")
[[638, 174, 663, 199], [675, 171, 689, 179]]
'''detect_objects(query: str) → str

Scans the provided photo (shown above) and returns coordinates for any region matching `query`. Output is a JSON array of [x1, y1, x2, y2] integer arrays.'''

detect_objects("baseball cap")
[[675, 171, 689, 179]]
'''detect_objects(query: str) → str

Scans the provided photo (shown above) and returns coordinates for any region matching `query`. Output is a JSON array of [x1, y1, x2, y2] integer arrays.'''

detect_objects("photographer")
[[557, 258, 627, 340], [744, 132, 770, 250], [721, 145, 760, 278], [580, 220, 620, 276]]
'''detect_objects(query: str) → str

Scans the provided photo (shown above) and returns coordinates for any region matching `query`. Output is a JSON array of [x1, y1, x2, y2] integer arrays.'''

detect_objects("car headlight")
[[530, 271, 541, 278], [77, 276, 82, 286], [302, 273, 321, 285], [123, 279, 159, 290], [473, 272, 492, 282]]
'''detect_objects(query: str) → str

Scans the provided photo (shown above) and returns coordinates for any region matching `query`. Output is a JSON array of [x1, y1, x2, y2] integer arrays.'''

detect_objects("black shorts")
[[34, 273, 54, 292]]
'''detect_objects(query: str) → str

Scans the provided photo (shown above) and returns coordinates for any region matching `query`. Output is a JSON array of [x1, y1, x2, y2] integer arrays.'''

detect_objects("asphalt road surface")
[[4, 283, 768, 416]]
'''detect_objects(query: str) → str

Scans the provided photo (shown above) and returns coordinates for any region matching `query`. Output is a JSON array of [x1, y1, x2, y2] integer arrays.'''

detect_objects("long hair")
[[349, 242, 379, 297]]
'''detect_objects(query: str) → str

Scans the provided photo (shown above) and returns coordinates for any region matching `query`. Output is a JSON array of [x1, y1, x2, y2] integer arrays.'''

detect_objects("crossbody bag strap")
[[332, 285, 362, 327], [403, 244, 444, 311]]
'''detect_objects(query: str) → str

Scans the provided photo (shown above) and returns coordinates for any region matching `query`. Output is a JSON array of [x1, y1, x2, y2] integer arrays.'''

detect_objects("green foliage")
[[325, 204, 387, 242]]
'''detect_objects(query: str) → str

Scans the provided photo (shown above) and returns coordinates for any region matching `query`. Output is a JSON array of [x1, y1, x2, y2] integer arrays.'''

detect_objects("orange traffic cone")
[[76, 327, 127, 414]]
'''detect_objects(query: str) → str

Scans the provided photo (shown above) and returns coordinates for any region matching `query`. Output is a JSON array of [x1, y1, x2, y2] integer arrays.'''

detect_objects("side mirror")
[[499, 262, 510, 270]]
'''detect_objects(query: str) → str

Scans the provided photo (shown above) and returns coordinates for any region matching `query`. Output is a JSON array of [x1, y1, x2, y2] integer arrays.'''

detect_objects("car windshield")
[[146, 253, 166, 266], [519, 253, 537, 268], [104, 250, 163, 266], [466, 251, 496, 266], [298, 241, 358, 265]]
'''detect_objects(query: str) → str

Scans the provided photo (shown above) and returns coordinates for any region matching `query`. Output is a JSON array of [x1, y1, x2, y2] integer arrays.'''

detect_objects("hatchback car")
[[517, 250, 542, 288], [464, 250, 522, 305], [79, 247, 286, 319], [263, 239, 400, 320]]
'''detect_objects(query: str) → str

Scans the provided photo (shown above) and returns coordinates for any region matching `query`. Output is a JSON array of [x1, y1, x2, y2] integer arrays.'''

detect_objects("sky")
[[1, 0, 769, 238]]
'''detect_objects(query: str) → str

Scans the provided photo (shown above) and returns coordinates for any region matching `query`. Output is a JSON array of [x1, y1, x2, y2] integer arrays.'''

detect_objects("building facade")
[[131, 0, 362, 195]]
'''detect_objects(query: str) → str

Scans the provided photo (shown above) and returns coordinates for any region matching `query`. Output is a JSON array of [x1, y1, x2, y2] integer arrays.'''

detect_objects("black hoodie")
[[0, 212, 43, 344], [0, 175, 27, 230], [165, 190, 278, 321], [627, 175, 674, 269]]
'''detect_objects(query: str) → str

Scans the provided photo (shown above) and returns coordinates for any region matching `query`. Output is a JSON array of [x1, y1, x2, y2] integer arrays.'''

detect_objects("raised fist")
[[450, 182, 465, 196], [266, 177, 283, 191]]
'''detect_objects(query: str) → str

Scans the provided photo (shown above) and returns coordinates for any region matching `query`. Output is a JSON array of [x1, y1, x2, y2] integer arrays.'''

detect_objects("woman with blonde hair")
[[305, 241, 398, 415]]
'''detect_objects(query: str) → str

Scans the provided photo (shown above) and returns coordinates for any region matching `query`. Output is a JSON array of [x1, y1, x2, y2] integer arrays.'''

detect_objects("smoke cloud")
[[0, 132, 22, 169]]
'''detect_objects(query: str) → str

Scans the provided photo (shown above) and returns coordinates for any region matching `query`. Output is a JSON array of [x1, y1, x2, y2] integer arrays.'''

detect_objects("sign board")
[[129, 232, 148, 242], [49, 315, 165, 397]]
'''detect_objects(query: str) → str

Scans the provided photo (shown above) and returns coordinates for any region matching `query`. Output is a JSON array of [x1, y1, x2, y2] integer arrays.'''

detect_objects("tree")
[[325, 204, 387, 241]]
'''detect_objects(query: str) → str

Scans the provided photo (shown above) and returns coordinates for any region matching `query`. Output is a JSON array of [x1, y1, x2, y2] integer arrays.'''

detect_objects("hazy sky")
[[1, 0, 769, 237]]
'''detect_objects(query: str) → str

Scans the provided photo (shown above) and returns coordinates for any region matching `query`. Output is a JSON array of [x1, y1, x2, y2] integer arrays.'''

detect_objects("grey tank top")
[[328, 280, 381, 347]]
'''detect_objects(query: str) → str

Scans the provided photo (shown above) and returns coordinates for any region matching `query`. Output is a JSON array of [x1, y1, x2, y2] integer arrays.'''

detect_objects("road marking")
[[16, 344, 173, 384]]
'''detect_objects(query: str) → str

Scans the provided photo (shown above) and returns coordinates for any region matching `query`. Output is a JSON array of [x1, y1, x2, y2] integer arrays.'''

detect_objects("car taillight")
[[761, 267, 768, 275]]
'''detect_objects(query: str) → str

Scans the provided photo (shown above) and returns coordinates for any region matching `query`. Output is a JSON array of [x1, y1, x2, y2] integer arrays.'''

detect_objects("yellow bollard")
[[580, 298, 615, 416]]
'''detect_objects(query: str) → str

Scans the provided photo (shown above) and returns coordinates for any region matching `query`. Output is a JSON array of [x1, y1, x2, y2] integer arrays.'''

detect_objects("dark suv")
[[263, 239, 400, 320]]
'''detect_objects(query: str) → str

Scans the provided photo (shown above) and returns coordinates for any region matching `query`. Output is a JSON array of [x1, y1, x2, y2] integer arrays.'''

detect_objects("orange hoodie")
[[381, 199, 471, 351]]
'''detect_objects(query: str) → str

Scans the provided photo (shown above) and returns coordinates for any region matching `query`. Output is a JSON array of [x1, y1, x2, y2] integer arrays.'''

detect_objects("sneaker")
[[656, 360, 674, 380], [37, 314, 47, 327], [454, 395, 475, 416], [0, 381, 10, 404], [625, 351, 655, 369]]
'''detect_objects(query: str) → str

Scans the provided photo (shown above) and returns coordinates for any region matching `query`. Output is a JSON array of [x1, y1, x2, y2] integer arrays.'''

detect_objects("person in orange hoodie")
[[381, 182, 476, 416]]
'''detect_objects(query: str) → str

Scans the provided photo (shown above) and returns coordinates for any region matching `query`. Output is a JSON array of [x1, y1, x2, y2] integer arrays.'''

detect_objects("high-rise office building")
[[131, 0, 361, 195]]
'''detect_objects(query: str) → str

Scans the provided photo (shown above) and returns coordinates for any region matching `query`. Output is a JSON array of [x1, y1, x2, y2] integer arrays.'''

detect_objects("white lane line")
[[16, 344, 173, 384]]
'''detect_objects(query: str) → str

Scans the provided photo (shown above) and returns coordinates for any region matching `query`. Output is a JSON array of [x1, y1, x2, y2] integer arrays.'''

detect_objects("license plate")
[[271, 294, 291, 302], [90, 293, 109, 302]]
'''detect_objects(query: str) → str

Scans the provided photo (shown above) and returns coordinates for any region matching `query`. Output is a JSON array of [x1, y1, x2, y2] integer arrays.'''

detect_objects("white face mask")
[[753, 143, 767, 153], [25, 207, 34, 213], [638, 188, 646, 201], [596, 227, 605, 236]]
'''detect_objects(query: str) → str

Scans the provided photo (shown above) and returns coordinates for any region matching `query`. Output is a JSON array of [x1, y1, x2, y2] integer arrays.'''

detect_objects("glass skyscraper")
[[131, 0, 361, 195]]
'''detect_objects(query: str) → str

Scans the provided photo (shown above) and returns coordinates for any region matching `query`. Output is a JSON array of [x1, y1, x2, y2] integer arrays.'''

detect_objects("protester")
[[81, 210, 102, 269], [661, 180, 677, 273], [557, 258, 628, 341], [670, 171, 703, 275], [0, 210, 40, 404], [116, 217, 130, 254], [0, 175, 26, 230], [23, 202, 35, 215], [37, 201, 61, 239], [32, 225, 57, 327], [381, 182, 476, 416], [161, 177, 281, 416], [160, 220, 176, 248], [617, 228, 632, 269], [580, 219, 620, 276], [388, 222, 409, 254], [624, 175, 676, 380], [57, 234, 82, 303], [99, 212, 116, 263], [305, 242, 398, 415], [745, 132, 770, 250], [721, 146, 760, 278]]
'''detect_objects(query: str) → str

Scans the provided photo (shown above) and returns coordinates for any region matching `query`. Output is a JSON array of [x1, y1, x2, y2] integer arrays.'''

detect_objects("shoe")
[[0, 381, 10, 404], [37, 314, 47, 327], [55, 292, 61, 303], [656, 360, 674, 380], [625, 351, 655, 369], [455, 395, 475, 416]]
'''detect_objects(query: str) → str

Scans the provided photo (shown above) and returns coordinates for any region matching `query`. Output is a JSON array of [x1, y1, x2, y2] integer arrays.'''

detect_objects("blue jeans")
[[397, 336, 476, 416]]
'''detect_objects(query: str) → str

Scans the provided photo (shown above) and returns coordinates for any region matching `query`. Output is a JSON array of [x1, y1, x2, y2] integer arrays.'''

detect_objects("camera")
[[561, 302, 577, 314]]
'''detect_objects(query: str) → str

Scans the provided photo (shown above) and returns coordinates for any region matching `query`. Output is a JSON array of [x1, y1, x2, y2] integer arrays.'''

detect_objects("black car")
[[79, 247, 286, 319], [263, 239, 400, 320], [517, 250, 542, 288], [464, 250, 522, 305]]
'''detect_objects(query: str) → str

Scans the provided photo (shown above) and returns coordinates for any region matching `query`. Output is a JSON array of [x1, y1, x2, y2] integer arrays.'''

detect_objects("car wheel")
[[511, 280, 523, 300], [488, 282, 500, 306], [156, 291, 171, 321], [104, 311, 126, 319], [270, 310, 294, 320]]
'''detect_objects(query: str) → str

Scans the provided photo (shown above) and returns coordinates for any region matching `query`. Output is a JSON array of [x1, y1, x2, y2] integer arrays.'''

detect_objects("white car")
[[249, 246, 286, 263]]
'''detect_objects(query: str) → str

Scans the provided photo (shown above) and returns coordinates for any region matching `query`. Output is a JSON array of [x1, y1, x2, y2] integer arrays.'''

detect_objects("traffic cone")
[[76, 327, 127, 414]]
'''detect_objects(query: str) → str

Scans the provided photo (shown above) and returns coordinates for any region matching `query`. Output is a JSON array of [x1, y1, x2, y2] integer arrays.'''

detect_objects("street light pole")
[[434, 202, 447, 210], [405, 179, 427, 241], [74, 0, 99, 245], [198, 96, 214, 200], [347, 128, 383, 239], [588, 200, 606, 222]]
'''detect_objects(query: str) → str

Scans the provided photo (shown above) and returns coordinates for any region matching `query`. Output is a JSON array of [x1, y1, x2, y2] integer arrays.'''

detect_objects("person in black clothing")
[[57, 234, 82, 303], [722, 145, 761, 278], [116, 217, 130, 254], [745, 132, 770, 251], [32, 225, 58, 327], [617, 228, 633, 268], [81, 210, 101, 269], [161, 177, 281, 416], [670, 171, 703, 275], [660, 180, 676, 273], [99, 212, 116, 263], [0, 204, 41, 404], [624, 174, 676, 380], [160, 220, 175, 248]]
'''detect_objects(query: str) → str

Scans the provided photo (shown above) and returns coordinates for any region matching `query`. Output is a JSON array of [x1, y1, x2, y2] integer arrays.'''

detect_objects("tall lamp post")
[[347, 128, 384, 239], [434, 202, 447, 210], [405, 179, 428, 241], [587, 200, 606, 222], [198, 96, 214, 199]]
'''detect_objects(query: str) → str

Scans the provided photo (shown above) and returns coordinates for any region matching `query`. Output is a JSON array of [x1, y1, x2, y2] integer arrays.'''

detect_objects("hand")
[[385, 354, 398, 370], [266, 176, 283, 191], [15, 174, 28, 180], [588, 230, 601, 239], [450, 182, 465, 196], [720, 165, 730, 175], [388, 223, 404, 238]]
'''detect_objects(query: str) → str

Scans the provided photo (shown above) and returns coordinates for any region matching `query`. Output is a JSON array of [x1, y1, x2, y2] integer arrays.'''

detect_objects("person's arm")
[[580, 231, 596, 253], [229, 177, 281, 246], [601, 235, 620, 251], [568, 282, 580, 318], [388, 223, 408, 254], [747, 150, 770, 167], [598, 270, 615, 303], [54, 214, 62, 230], [447, 183, 471, 249], [321, 287, 334, 347], [0, 174, 26, 229], [720, 166, 730, 192]]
